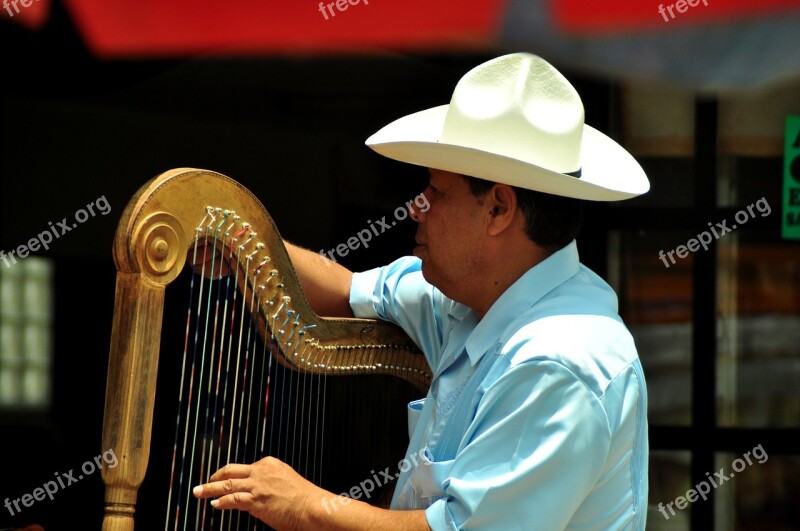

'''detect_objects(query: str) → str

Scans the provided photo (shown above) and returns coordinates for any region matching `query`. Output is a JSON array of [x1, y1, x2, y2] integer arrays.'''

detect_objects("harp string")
[[315, 353, 327, 487], [276, 297, 296, 474], [218, 225, 253, 531], [296, 340, 308, 479], [234, 250, 270, 531], [196, 211, 230, 528], [200, 212, 237, 528], [261, 333, 274, 458], [208, 221, 248, 531], [165, 217, 206, 531], [183, 208, 220, 531], [183, 209, 225, 531]]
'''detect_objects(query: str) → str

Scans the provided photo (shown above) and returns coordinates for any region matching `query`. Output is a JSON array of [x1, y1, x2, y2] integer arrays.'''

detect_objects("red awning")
[[57, 0, 505, 58], [4, 0, 800, 92]]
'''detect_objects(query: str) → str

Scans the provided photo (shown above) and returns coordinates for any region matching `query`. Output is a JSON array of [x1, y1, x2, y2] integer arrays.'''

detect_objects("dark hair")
[[463, 175, 583, 252]]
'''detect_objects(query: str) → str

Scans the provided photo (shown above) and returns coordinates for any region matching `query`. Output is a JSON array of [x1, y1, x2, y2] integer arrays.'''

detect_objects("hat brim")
[[366, 105, 650, 201]]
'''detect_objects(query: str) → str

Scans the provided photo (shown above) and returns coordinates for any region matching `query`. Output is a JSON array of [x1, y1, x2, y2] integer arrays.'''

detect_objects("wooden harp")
[[101, 168, 431, 530]]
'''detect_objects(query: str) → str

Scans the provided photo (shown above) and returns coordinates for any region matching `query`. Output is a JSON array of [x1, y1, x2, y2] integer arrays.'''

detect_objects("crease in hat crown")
[[440, 53, 584, 175]]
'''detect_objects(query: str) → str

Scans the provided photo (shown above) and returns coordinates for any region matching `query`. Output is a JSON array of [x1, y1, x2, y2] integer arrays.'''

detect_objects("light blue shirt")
[[349, 241, 648, 530]]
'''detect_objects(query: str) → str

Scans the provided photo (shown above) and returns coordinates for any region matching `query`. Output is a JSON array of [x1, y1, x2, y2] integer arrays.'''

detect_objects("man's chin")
[[417, 260, 436, 285]]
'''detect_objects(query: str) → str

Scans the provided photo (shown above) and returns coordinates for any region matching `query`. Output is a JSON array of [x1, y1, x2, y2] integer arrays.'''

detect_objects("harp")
[[100, 168, 432, 530]]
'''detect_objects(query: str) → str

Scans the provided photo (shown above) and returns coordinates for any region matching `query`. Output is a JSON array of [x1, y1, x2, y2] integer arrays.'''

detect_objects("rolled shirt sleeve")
[[349, 256, 449, 365]]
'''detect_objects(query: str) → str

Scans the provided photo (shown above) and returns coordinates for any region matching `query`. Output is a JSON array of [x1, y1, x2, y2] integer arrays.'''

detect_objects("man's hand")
[[193, 456, 430, 531], [193, 456, 324, 530], [189, 242, 232, 280], [188, 240, 353, 318]]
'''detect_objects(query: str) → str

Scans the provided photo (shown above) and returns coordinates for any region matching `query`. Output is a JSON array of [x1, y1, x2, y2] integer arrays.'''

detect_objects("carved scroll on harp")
[[101, 168, 431, 531]]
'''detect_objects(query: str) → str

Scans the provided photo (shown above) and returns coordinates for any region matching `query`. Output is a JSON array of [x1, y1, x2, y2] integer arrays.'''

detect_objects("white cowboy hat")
[[365, 53, 650, 201]]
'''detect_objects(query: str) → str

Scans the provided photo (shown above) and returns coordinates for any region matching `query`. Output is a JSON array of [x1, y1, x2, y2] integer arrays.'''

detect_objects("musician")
[[194, 52, 650, 530]]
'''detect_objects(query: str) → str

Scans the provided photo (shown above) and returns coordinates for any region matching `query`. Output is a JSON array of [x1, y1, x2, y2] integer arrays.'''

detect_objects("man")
[[193, 52, 651, 530]]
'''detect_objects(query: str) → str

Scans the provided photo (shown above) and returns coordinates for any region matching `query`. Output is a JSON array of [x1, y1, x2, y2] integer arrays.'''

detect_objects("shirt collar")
[[450, 240, 580, 365]]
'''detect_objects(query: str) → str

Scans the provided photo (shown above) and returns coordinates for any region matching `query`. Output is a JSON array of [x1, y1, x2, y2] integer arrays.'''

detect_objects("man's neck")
[[469, 243, 550, 320]]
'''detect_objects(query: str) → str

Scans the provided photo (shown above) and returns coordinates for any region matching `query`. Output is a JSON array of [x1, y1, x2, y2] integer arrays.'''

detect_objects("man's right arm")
[[284, 241, 354, 318]]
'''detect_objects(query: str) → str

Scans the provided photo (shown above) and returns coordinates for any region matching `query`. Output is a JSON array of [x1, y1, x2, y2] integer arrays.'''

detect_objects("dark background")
[[1, 3, 619, 529]]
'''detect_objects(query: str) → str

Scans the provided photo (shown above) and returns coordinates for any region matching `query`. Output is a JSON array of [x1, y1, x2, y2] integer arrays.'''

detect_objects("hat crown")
[[440, 53, 584, 175]]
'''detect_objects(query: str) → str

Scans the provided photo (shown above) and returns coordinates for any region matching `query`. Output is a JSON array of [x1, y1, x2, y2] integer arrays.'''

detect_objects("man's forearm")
[[304, 495, 430, 531], [284, 241, 354, 318]]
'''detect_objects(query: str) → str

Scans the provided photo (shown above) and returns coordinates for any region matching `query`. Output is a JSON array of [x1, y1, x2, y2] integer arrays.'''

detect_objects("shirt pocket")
[[407, 398, 426, 438], [409, 446, 454, 505]]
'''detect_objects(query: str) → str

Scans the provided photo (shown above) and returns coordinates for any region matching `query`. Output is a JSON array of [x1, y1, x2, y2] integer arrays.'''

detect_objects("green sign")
[[784, 115, 800, 240]]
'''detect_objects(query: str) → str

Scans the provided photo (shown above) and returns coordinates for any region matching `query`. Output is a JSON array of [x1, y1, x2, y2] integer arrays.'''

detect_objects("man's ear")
[[486, 184, 517, 236]]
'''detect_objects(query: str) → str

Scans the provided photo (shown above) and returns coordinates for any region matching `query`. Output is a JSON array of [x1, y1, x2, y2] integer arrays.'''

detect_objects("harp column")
[[101, 212, 187, 531]]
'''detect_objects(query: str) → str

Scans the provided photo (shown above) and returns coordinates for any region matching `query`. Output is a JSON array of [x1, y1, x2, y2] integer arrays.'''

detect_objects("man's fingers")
[[193, 463, 255, 500], [193, 481, 255, 511], [193, 479, 238, 499], [210, 463, 252, 481], [208, 491, 255, 510]]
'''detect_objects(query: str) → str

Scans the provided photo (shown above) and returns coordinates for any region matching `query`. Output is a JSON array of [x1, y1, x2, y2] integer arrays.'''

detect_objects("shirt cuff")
[[425, 499, 455, 531], [349, 268, 382, 319]]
